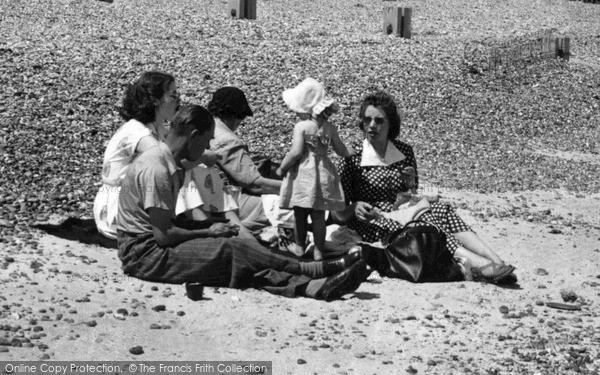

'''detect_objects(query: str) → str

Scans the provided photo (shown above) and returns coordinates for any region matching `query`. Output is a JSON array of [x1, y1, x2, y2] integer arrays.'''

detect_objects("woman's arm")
[[276, 122, 305, 176]]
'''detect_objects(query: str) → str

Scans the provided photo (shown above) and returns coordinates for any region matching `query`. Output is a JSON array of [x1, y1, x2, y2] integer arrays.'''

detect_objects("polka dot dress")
[[338, 139, 471, 253]]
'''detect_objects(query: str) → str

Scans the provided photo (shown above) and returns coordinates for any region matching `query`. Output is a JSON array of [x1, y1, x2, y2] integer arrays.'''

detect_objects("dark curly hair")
[[358, 91, 401, 140], [119, 71, 175, 124]]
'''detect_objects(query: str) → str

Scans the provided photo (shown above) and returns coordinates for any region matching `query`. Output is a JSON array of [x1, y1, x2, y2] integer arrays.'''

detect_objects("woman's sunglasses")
[[362, 116, 386, 125]]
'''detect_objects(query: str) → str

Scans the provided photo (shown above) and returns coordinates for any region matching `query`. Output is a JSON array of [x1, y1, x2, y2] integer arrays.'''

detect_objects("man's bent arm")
[[148, 207, 214, 247]]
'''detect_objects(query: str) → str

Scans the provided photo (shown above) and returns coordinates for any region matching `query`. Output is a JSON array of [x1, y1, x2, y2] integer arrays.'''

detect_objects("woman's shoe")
[[471, 262, 515, 284], [496, 271, 518, 285]]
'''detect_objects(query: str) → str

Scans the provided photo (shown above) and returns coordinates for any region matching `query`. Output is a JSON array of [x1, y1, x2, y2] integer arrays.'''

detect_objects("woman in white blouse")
[[93, 71, 180, 239]]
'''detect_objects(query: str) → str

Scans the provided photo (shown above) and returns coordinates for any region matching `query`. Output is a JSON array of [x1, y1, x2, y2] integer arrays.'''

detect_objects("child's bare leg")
[[293, 207, 309, 256], [309, 210, 326, 261]]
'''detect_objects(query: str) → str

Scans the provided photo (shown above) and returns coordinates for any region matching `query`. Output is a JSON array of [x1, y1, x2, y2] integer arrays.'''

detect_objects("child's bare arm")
[[276, 123, 305, 176], [330, 126, 353, 157]]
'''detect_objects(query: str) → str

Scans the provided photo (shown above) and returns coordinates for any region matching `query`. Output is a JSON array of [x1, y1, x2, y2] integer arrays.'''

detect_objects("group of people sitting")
[[92, 71, 517, 302]]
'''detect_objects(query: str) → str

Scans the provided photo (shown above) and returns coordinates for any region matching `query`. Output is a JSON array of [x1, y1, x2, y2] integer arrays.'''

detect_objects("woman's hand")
[[208, 223, 240, 238], [275, 167, 284, 177], [354, 201, 378, 222]]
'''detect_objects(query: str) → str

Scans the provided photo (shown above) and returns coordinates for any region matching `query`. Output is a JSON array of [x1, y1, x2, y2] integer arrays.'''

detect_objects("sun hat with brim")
[[282, 77, 335, 117], [208, 86, 253, 118]]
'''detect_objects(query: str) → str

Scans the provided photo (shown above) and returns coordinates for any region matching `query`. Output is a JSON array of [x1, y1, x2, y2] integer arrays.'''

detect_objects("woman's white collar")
[[360, 139, 405, 167]]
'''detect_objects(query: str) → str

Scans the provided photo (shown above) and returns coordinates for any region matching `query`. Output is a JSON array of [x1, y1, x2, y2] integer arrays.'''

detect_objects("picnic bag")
[[361, 220, 464, 283]]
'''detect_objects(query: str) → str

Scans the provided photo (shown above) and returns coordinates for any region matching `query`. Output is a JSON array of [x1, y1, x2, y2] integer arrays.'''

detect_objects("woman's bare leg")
[[454, 231, 504, 264]]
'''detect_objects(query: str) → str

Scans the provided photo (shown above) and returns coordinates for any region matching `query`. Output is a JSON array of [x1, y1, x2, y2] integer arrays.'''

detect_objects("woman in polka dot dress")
[[336, 92, 516, 284]]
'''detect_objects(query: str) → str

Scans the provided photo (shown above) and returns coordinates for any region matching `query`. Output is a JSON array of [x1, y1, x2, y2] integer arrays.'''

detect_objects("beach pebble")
[[255, 331, 267, 337], [116, 308, 129, 315], [151, 305, 166, 312], [407, 365, 418, 374], [499, 306, 509, 314], [329, 313, 338, 320], [177, 311, 185, 317], [85, 320, 97, 327], [297, 359, 306, 364], [355, 353, 366, 358], [150, 324, 161, 330], [0, 219, 14, 228], [560, 290, 577, 302], [535, 268, 549, 276], [129, 346, 144, 355]]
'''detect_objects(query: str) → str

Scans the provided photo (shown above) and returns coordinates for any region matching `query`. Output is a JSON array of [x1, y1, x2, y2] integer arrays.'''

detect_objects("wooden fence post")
[[383, 7, 412, 39], [540, 37, 555, 56], [555, 37, 571, 61], [229, 0, 256, 19], [245, 0, 256, 19], [401, 8, 412, 39]]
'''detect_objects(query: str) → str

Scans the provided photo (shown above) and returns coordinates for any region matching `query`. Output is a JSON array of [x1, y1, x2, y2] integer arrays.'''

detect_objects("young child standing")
[[276, 77, 353, 260]]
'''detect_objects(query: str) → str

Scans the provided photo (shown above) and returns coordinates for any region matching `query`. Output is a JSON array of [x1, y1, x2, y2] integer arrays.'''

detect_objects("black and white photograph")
[[1, 0, 599, 373]]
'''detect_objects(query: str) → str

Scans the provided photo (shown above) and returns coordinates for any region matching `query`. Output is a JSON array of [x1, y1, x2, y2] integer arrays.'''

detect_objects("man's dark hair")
[[170, 105, 214, 137]]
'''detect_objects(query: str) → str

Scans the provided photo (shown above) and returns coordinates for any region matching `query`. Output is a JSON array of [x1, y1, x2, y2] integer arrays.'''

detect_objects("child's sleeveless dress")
[[279, 120, 345, 211]]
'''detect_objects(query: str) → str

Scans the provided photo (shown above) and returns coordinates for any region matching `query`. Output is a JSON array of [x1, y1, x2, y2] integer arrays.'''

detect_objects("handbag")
[[360, 220, 464, 283]]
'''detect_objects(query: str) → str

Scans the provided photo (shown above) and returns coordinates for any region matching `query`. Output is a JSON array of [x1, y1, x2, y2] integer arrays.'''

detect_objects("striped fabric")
[[117, 231, 312, 298]]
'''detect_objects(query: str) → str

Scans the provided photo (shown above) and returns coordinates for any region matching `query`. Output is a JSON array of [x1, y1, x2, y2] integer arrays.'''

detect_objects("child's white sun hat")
[[282, 77, 334, 117]]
